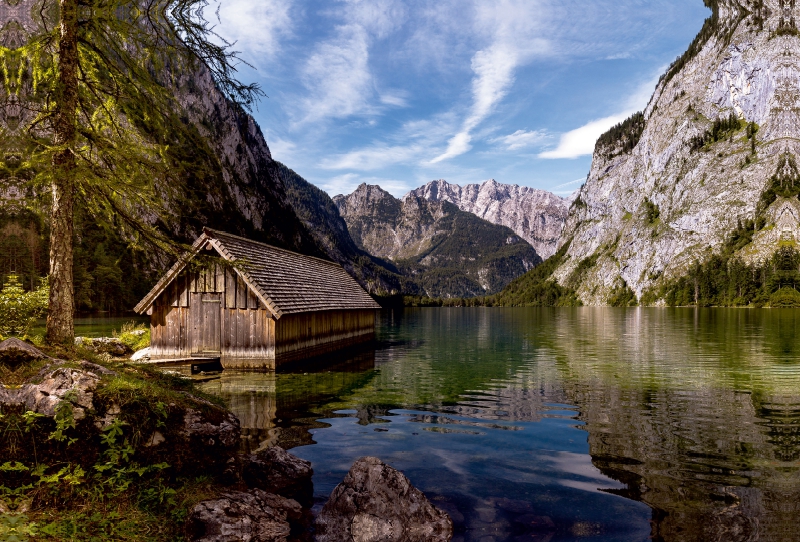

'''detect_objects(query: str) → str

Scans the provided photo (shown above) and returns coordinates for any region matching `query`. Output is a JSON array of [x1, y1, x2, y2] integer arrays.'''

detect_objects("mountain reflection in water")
[[195, 308, 800, 542]]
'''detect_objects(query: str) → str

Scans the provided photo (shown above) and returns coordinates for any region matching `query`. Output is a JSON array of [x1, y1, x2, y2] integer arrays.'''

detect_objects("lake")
[[31, 316, 149, 339], [196, 308, 800, 542]]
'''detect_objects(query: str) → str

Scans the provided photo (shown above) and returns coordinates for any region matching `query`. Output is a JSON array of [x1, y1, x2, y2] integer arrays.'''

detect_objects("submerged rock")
[[186, 489, 304, 542], [243, 446, 313, 506], [315, 456, 452, 542]]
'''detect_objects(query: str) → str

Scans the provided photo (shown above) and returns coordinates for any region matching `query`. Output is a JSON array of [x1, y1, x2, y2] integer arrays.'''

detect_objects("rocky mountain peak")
[[408, 179, 568, 258]]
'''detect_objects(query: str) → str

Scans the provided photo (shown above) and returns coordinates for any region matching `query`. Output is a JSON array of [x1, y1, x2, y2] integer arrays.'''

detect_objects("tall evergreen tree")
[[2, 0, 262, 344]]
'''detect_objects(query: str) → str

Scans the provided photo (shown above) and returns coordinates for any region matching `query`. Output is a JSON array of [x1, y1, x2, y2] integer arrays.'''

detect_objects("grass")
[[1, 347, 231, 541], [114, 321, 151, 353]]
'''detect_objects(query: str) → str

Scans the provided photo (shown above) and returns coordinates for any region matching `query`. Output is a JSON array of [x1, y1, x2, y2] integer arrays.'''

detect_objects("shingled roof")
[[134, 228, 380, 317]]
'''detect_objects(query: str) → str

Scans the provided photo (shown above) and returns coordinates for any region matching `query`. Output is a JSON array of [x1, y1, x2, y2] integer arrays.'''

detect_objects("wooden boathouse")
[[134, 228, 381, 370]]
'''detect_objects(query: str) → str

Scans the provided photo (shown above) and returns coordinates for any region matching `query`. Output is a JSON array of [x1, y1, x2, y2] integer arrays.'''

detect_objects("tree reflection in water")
[[192, 308, 800, 541]]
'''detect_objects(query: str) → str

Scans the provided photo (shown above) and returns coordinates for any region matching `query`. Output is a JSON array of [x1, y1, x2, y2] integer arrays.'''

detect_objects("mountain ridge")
[[407, 179, 569, 259], [544, 0, 800, 305], [334, 183, 542, 297]]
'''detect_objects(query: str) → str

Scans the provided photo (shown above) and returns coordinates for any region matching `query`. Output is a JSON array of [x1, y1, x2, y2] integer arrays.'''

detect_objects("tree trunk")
[[46, 0, 79, 345]]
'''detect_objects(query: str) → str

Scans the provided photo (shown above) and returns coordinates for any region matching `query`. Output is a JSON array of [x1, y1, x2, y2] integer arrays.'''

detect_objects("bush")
[[770, 287, 800, 308], [116, 321, 151, 352], [0, 275, 49, 339]]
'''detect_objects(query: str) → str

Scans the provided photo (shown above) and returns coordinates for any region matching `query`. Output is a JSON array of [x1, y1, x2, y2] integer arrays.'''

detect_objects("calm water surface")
[[197, 308, 800, 542]]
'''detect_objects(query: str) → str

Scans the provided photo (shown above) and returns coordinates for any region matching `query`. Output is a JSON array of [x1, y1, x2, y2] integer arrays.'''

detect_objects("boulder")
[[131, 347, 151, 361], [243, 446, 313, 506], [74, 337, 133, 357], [186, 489, 304, 542], [18, 366, 101, 420], [314, 457, 452, 542], [0, 338, 52, 366]]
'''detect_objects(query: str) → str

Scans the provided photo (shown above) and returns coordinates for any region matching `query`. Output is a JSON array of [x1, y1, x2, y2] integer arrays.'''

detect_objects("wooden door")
[[191, 292, 221, 356]]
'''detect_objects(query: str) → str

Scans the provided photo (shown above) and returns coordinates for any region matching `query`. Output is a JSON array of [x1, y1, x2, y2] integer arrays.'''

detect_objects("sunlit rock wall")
[[556, 0, 800, 304]]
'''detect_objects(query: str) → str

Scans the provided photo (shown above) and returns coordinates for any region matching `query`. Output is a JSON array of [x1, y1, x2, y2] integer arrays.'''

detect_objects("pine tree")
[[3, 0, 262, 344]]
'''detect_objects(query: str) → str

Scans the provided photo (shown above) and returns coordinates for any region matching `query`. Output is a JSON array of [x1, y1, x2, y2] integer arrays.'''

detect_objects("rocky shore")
[[0, 338, 452, 541]]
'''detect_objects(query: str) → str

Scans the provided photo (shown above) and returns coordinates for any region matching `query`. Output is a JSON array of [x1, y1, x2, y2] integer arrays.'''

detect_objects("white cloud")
[[539, 75, 658, 159], [214, 0, 293, 62], [265, 135, 296, 162], [299, 25, 373, 123], [490, 129, 548, 151], [320, 144, 424, 171], [344, 0, 407, 38], [431, 1, 551, 163], [539, 113, 629, 159]]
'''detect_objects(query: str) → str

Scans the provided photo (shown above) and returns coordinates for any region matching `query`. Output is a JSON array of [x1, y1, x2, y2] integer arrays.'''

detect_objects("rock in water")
[[315, 457, 453, 542], [186, 489, 303, 542], [242, 446, 314, 506]]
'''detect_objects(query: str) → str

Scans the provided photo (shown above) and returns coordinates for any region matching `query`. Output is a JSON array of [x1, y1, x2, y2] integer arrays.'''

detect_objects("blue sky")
[[212, 0, 709, 197]]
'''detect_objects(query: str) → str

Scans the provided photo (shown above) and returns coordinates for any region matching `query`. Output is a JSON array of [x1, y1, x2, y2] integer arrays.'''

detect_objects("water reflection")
[[193, 308, 800, 541], [540, 308, 800, 542], [198, 351, 377, 451]]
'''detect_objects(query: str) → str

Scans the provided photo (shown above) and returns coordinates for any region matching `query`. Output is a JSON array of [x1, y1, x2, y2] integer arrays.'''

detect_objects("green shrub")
[[0, 275, 49, 339], [116, 321, 151, 352], [770, 287, 800, 307]]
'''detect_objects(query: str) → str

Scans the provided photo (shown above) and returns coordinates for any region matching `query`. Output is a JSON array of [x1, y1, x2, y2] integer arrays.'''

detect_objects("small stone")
[[131, 347, 151, 361], [0, 338, 51, 367]]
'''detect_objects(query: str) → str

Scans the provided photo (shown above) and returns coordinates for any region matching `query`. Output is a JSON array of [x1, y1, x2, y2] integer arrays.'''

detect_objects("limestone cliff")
[[555, 0, 800, 304], [334, 184, 541, 297], [408, 179, 568, 259]]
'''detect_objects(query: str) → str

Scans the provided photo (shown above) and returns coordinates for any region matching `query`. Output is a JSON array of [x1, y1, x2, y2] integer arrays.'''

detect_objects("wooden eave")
[[133, 233, 282, 319]]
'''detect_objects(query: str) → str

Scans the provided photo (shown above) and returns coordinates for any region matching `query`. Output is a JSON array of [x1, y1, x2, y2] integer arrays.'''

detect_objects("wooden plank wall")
[[275, 309, 375, 362], [149, 263, 275, 363]]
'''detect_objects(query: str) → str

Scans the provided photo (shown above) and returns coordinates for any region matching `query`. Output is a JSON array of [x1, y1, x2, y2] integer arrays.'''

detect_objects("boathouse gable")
[[135, 228, 380, 369]]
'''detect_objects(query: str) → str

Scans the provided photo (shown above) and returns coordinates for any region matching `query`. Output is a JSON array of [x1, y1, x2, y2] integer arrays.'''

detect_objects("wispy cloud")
[[299, 24, 373, 123], [320, 143, 425, 171], [214, 0, 294, 63], [431, 1, 551, 163], [539, 114, 629, 159], [490, 129, 549, 151]]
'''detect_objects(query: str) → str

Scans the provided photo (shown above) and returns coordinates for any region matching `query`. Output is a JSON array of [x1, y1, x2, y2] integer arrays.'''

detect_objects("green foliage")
[[689, 113, 744, 151], [608, 281, 638, 307], [492, 241, 581, 307], [0, 274, 49, 338], [644, 199, 660, 225], [0, 360, 224, 540], [757, 153, 800, 213], [658, 245, 800, 307], [770, 286, 800, 307], [116, 321, 151, 353], [595, 112, 646, 159]]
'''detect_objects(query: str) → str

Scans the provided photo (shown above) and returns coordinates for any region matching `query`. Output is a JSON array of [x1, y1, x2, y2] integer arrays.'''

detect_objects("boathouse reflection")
[[197, 350, 377, 451]]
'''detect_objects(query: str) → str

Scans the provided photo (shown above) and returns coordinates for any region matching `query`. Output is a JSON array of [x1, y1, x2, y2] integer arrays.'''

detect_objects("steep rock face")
[[335, 184, 541, 297], [555, 0, 800, 304], [409, 179, 568, 258]]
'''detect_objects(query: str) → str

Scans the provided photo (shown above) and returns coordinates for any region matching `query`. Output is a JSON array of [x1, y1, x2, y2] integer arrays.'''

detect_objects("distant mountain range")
[[408, 179, 568, 259], [333, 184, 541, 297]]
